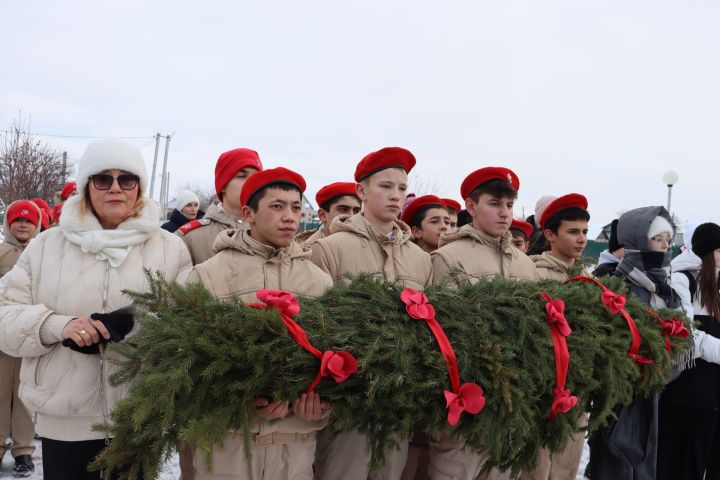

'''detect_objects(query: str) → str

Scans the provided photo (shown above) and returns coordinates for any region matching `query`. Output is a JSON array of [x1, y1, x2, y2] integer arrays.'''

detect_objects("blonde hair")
[[79, 182, 145, 223]]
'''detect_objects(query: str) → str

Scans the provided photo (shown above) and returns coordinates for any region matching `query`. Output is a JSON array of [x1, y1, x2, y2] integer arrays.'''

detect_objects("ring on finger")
[[79, 329, 88, 336]]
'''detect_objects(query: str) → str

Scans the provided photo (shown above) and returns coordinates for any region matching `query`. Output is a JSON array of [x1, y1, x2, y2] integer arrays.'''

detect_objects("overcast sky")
[[2, 0, 719, 236]]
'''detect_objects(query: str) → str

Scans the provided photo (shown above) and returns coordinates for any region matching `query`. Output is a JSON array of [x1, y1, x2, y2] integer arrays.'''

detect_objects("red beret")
[[32, 198, 51, 215], [7, 200, 40, 227], [215, 148, 264, 200], [539, 193, 589, 229], [401, 195, 447, 226], [316, 182, 358, 207], [354, 147, 416, 182], [240, 167, 306, 206], [61, 182, 77, 200], [51, 203, 63, 223], [510, 219, 534, 240], [441, 198, 462, 214], [460, 167, 520, 200]]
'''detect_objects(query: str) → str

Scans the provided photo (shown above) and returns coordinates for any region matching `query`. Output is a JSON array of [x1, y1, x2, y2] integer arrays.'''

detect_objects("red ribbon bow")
[[444, 383, 487, 426], [550, 387, 578, 420], [542, 293, 577, 419], [566, 276, 653, 366], [645, 309, 690, 353], [601, 290, 627, 314], [401, 288, 485, 425], [252, 289, 358, 393], [545, 296, 571, 337]]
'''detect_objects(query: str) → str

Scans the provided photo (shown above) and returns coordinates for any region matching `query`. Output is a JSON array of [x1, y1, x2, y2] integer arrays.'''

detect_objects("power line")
[[0, 129, 154, 140]]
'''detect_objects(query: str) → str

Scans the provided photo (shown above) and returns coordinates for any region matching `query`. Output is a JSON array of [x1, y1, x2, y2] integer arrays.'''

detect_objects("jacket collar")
[[329, 213, 413, 246], [439, 224, 516, 257], [532, 251, 572, 275], [212, 228, 309, 261], [205, 202, 244, 228]]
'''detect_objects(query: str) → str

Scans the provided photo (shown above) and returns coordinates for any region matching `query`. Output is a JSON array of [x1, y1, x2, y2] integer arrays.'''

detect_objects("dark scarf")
[[614, 250, 680, 308]]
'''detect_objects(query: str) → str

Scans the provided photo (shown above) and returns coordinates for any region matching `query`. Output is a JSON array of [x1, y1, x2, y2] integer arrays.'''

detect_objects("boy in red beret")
[[402, 195, 451, 252], [311, 146, 432, 480], [441, 198, 462, 233], [187, 167, 334, 480], [296, 181, 361, 246], [519, 194, 590, 480], [509, 219, 534, 254], [178, 148, 263, 265], [429, 167, 536, 480], [0, 200, 42, 476]]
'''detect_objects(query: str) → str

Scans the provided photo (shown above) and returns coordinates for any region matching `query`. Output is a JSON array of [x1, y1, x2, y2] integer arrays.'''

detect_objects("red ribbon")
[[542, 292, 577, 420], [401, 288, 485, 425], [251, 290, 358, 393], [565, 276, 653, 365], [645, 309, 689, 353]]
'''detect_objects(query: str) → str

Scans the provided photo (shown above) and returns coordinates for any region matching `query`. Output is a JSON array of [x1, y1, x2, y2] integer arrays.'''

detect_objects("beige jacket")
[[177, 202, 244, 265], [0, 197, 192, 441], [187, 228, 333, 436], [310, 214, 432, 290], [0, 202, 43, 277], [531, 251, 572, 281], [295, 226, 326, 246], [431, 224, 537, 286]]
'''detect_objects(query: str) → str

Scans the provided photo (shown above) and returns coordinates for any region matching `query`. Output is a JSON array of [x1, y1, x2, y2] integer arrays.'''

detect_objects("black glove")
[[62, 312, 135, 355]]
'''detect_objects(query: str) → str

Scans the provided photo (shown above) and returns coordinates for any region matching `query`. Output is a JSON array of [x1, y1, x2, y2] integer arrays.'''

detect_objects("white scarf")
[[60, 195, 161, 268]]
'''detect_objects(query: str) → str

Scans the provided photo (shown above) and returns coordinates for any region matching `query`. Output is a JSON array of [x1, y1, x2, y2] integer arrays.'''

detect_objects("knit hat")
[[76, 140, 148, 196], [647, 215, 674, 239], [175, 189, 199, 211], [61, 182, 77, 200], [683, 221, 700, 250], [691, 223, 720, 258], [533, 195, 557, 229], [608, 219, 622, 253], [7, 200, 40, 227], [215, 148, 263, 200]]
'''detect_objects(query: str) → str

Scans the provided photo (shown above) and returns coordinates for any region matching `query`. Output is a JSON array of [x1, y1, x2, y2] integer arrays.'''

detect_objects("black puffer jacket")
[[161, 209, 205, 233]]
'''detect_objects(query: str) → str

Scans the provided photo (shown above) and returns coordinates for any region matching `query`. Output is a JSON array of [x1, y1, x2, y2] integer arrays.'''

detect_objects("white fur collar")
[[60, 196, 160, 267]]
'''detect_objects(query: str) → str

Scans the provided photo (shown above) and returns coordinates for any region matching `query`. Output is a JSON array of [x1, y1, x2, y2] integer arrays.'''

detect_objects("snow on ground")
[[2, 438, 589, 479]]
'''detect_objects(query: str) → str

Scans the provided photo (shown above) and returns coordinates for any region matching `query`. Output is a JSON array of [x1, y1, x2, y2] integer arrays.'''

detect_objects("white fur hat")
[[76, 140, 148, 197], [175, 189, 199, 211], [647, 215, 674, 239]]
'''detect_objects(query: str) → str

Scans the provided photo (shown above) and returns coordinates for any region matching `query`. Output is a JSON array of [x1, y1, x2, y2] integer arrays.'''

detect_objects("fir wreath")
[[93, 272, 690, 479]]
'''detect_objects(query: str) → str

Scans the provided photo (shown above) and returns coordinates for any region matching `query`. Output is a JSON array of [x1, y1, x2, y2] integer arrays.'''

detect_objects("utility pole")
[[149, 133, 161, 199], [61, 151, 67, 183], [158, 134, 171, 205]]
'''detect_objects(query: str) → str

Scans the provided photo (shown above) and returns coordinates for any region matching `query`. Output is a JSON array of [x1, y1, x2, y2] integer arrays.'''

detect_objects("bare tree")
[[176, 182, 216, 211], [0, 118, 72, 204], [408, 172, 445, 197]]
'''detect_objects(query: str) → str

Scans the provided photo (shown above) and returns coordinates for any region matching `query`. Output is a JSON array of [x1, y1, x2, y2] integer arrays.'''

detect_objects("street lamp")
[[662, 171, 679, 213]]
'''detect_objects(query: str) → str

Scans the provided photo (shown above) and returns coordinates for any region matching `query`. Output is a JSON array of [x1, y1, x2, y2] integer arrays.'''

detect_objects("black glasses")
[[90, 174, 139, 191]]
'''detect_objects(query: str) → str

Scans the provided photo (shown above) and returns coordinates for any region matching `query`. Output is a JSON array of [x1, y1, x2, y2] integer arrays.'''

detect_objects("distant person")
[[31, 197, 51, 231], [593, 219, 624, 277], [61, 181, 78, 201], [296, 182, 361, 246], [162, 189, 203, 233], [0, 200, 42, 477], [509, 218, 533, 254], [527, 195, 557, 255], [402, 195, 451, 252], [441, 198, 462, 233]]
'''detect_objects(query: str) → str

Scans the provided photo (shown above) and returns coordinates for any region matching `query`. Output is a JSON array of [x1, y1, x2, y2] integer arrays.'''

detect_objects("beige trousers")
[[0, 351, 35, 459], [517, 414, 587, 480], [427, 430, 510, 480], [314, 429, 409, 480], [194, 432, 316, 480]]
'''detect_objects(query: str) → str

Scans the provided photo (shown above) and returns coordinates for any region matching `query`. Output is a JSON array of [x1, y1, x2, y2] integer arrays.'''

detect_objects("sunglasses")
[[90, 174, 139, 191]]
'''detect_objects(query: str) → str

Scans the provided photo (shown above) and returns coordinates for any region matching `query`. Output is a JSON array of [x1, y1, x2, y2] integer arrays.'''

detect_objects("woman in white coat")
[[0, 140, 191, 480]]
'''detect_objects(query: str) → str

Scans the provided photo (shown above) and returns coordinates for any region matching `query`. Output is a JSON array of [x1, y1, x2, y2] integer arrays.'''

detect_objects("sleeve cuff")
[[39, 314, 75, 346]]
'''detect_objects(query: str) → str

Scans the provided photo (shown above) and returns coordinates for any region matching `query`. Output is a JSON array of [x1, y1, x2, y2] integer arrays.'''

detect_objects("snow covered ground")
[[2, 438, 589, 479]]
